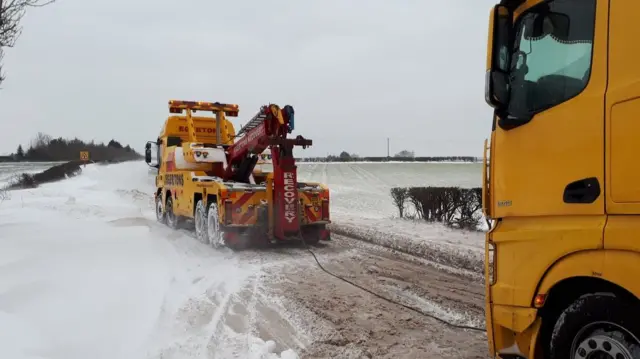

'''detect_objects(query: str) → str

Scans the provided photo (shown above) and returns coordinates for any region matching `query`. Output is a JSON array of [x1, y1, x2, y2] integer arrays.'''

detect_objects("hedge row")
[[390, 186, 484, 230], [2, 159, 140, 193], [6, 161, 84, 190]]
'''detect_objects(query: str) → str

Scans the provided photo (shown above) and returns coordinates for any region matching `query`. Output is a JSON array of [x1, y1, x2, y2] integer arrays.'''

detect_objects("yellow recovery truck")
[[483, 1, 640, 358], [145, 100, 331, 250]]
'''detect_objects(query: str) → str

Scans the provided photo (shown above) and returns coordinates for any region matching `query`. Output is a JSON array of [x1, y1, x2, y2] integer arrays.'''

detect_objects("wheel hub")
[[155, 198, 164, 220], [572, 324, 640, 359]]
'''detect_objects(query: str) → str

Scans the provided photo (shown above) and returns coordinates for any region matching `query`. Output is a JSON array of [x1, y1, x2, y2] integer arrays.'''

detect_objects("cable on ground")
[[298, 235, 487, 333]]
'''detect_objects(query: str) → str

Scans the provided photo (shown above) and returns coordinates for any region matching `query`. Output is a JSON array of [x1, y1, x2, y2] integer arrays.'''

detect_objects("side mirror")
[[485, 5, 513, 109], [145, 141, 159, 168]]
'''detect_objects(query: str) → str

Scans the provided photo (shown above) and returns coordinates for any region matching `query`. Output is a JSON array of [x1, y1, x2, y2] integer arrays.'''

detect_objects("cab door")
[[487, 0, 609, 309], [491, 0, 607, 218], [604, 1, 640, 253]]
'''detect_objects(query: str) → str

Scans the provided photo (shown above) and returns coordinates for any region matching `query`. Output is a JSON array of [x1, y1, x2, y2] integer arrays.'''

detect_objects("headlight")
[[487, 241, 496, 285]]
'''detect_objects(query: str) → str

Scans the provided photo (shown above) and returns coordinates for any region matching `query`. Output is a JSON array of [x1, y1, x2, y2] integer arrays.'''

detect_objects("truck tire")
[[155, 193, 166, 224], [206, 202, 224, 248], [164, 196, 182, 229], [549, 293, 640, 359], [194, 200, 208, 244]]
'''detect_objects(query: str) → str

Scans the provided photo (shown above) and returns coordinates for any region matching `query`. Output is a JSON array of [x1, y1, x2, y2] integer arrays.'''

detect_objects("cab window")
[[507, 0, 596, 118]]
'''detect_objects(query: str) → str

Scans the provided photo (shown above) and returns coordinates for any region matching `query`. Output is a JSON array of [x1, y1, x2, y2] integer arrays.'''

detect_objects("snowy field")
[[0, 161, 487, 358], [297, 162, 486, 272]]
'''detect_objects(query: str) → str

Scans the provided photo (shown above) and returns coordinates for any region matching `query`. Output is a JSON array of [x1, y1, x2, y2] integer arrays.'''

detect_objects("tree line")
[[296, 150, 479, 163], [1, 132, 142, 162]]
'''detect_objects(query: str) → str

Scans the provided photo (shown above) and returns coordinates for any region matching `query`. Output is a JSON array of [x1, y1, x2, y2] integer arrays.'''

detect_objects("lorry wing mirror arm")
[[497, 114, 532, 131], [486, 5, 513, 110]]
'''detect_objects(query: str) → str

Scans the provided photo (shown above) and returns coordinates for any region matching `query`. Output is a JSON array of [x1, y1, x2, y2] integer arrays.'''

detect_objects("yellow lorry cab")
[[482, 1, 640, 358]]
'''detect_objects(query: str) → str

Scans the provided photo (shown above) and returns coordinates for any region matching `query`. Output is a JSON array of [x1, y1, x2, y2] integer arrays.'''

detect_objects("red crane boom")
[[224, 104, 312, 238]]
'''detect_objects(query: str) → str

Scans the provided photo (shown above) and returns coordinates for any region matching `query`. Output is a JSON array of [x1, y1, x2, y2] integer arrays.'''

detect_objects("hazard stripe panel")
[[233, 192, 254, 209], [305, 206, 318, 222], [238, 207, 256, 224]]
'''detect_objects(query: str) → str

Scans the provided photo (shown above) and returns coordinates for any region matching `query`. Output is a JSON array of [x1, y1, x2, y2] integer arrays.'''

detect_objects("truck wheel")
[[549, 293, 640, 359], [206, 202, 224, 248], [165, 196, 181, 229], [194, 200, 209, 244], [155, 193, 166, 224]]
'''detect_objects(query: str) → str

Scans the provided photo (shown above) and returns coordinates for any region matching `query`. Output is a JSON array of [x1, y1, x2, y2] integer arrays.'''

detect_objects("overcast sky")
[[0, 0, 496, 157]]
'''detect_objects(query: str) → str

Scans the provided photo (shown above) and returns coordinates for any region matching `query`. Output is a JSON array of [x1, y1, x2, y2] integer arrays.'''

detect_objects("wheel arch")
[[535, 250, 640, 307], [193, 192, 219, 215], [206, 193, 218, 207], [534, 250, 640, 357], [194, 192, 203, 216]]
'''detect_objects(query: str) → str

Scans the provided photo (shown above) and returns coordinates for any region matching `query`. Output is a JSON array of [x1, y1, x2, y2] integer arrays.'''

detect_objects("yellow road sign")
[[80, 151, 89, 161]]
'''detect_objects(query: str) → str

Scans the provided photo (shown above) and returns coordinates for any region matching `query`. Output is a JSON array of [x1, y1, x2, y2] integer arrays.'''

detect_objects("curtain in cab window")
[[508, 0, 596, 117]]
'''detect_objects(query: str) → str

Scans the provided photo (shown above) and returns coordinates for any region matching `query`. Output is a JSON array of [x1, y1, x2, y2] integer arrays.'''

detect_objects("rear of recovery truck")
[[145, 100, 331, 250]]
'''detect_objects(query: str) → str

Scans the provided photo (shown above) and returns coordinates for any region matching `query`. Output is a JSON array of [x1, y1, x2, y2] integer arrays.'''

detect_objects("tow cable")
[[297, 234, 487, 333]]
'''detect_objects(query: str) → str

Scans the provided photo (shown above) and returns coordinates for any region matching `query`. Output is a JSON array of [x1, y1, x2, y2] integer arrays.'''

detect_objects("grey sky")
[[0, 0, 496, 157]]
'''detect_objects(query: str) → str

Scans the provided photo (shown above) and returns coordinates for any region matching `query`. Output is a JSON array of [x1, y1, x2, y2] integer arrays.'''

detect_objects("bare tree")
[[0, 0, 55, 85], [30, 131, 52, 148], [394, 150, 415, 158]]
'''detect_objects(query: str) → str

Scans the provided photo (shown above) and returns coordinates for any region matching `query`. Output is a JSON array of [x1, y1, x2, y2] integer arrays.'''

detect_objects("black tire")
[[549, 292, 640, 359], [194, 200, 208, 244], [206, 202, 224, 248], [164, 196, 182, 229], [155, 193, 165, 224]]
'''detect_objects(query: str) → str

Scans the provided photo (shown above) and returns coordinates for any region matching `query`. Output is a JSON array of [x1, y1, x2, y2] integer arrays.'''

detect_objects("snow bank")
[[0, 202, 171, 359], [249, 337, 299, 359], [0, 162, 299, 359], [329, 215, 484, 274]]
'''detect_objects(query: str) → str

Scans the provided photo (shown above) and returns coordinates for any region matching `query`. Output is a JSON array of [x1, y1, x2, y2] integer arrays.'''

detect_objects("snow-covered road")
[[0, 161, 487, 359], [0, 163, 299, 359]]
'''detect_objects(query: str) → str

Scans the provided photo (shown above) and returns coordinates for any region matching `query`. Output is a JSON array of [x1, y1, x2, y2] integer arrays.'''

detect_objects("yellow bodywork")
[[484, 1, 640, 358]]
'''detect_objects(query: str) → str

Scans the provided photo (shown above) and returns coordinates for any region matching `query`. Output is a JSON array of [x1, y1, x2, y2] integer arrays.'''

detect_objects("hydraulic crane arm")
[[224, 104, 311, 238], [224, 104, 311, 183]]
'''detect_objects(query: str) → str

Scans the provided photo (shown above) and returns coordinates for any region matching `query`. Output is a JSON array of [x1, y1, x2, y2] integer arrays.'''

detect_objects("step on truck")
[[483, 1, 640, 358], [145, 100, 331, 250]]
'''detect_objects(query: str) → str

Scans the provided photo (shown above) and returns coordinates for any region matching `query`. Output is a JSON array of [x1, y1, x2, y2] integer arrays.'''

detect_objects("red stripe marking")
[[233, 192, 254, 209], [166, 152, 176, 171], [305, 206, 318, 222], [239, 207, 255, 224]]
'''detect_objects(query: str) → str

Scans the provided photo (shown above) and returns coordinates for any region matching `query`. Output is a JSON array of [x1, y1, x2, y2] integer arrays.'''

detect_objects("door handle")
[[563, 177, 601, 204]]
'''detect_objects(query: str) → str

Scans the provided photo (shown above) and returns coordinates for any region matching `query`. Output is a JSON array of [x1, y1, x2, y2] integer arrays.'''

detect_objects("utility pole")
[[387, 137, 390, 158]]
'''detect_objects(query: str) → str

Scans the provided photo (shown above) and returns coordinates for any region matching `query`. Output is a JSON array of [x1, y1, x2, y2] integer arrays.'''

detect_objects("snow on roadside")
[[0, 162, 299, 359], [329, 214, 484, 274], [296, 161, 486, 274], [392, 289, 485, 330]]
